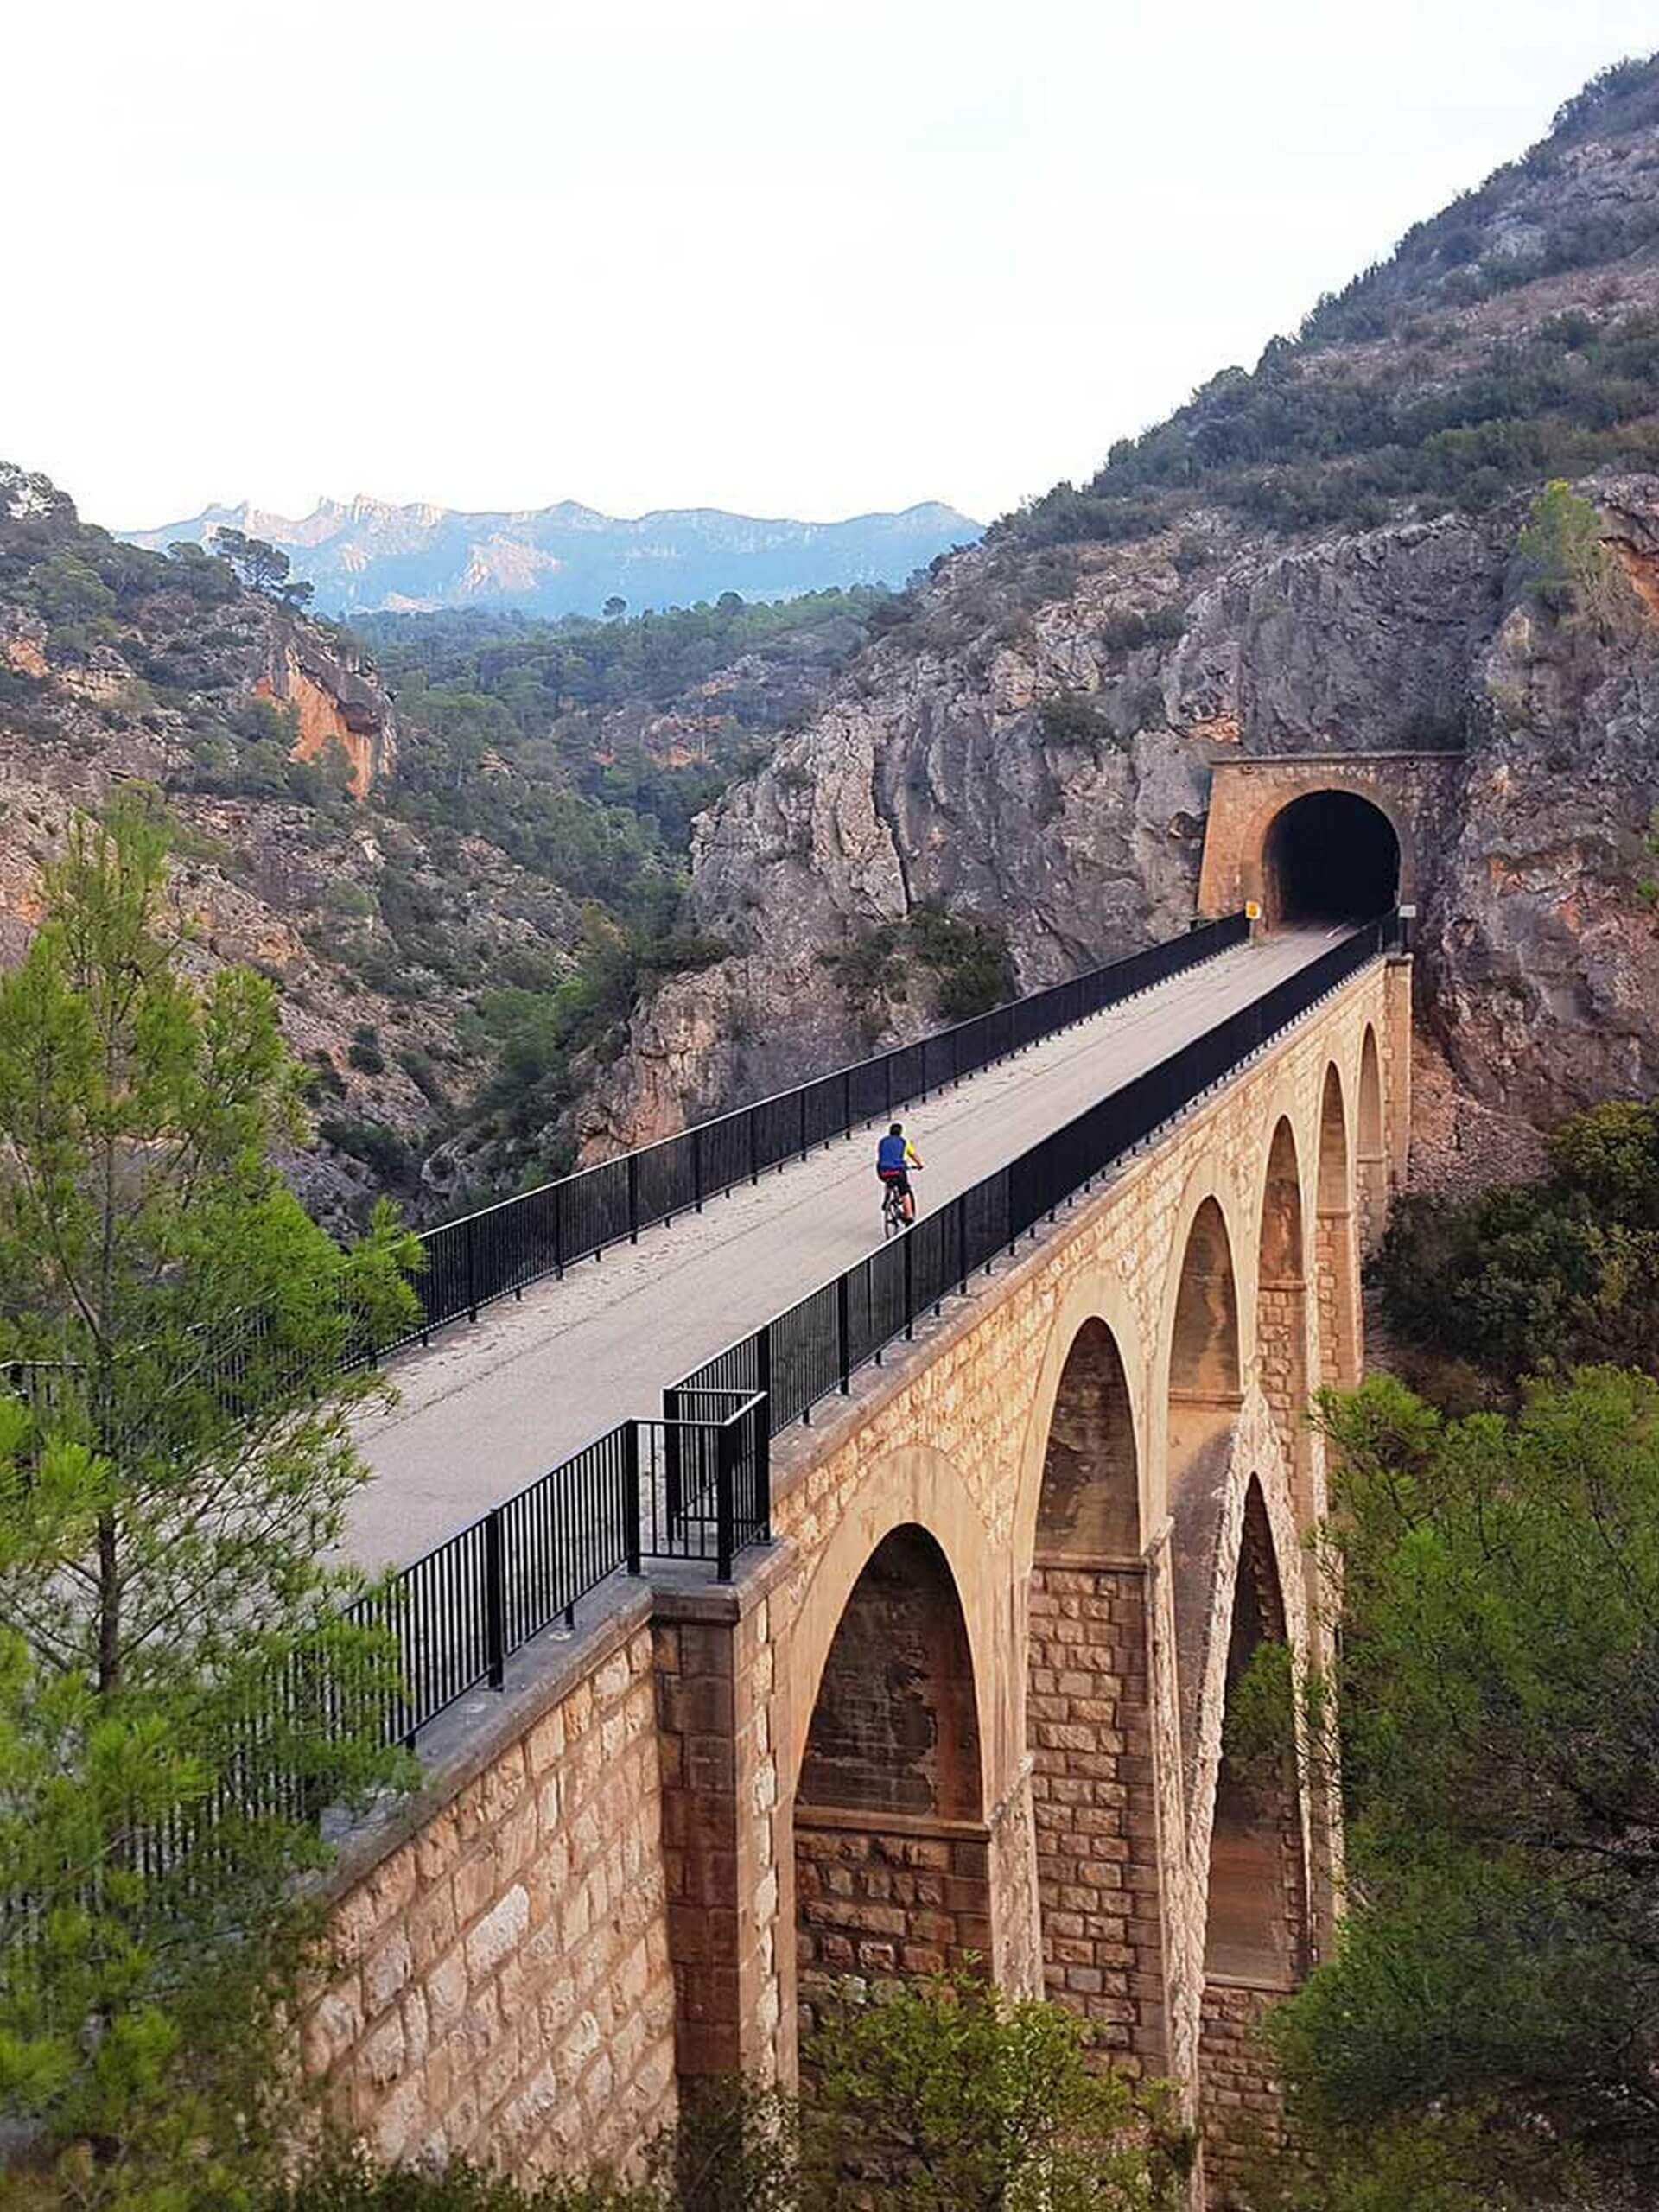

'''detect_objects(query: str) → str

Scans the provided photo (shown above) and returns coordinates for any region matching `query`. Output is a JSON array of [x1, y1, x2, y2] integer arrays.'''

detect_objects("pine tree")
[[0, 798, 420, 2206]]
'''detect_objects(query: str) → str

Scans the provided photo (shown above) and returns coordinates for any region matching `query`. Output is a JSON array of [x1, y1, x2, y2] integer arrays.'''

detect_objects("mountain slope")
[[124, 496, 982, 620], [0, 468, 887, 1217], [588, 56, 1659, 1164]]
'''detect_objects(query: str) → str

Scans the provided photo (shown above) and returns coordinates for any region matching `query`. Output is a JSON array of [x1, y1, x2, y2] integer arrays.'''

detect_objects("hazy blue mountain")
[[123, 493, 982, 618]]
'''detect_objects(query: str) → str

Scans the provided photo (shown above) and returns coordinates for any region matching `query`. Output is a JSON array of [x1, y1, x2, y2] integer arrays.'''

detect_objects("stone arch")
[[1013, 1273, 1150, 1586], [780, 1447, 1000, 1805], [1253, 1118, 1315, 1540], [793, 1523, 988, 2037], [1198, 1474, 1313, 2200], [1314, 1063, 1359, 1391], [1201, 1478, 1308, 1988], [1035, 1319, 1141, 1560], [1261, 789, 1401, 926], [1027, 1317, 1167, 2071], [1166, 1192, 1244, 1497], [799, 1524, 982, 1822], [1356, 1025, 1387, 1253]]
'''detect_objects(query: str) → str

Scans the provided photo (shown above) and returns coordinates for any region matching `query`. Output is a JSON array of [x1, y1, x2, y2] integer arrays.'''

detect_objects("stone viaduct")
[[302, 944, 1413, 2204]]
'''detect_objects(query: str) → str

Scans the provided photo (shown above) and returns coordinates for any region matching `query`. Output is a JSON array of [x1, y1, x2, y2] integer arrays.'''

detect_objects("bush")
[[1370, 1099, 1659, 1394], [318, 1114, 416, 1186], [908, 900, 1017, 1023], [1039, 690, 1122, 753]]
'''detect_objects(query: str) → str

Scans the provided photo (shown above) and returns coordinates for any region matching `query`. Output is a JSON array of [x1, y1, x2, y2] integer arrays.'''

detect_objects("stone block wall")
[[304, 1606, 676, 2177], [1198, 1981, 1288, 2206], [794, 1815, 993, 2031], [1028, 1562, 1167, 2073]]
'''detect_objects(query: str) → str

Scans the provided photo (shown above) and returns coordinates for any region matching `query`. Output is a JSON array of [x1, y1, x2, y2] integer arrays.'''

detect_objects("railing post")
[[748, 1109, 759, 1186], [692, 1126, 704, 1214], [798, 1088, 808, 1162], [844, 1068, 852, 1138], [628, 1153, 639, 1245], [904, 1227, 915, 1342], [715, 1418, 735, 1583], [836, 1272, 851, 1393], [622, 1421, 641, 1576], [664, 1386, 683, 1533], [884, 1052, 893, 1118], [553, 1179, 565, 1280], [753, 1394, 772, 1539], [756, 1324, 772, 1412], [465, 1213, 479, 1324], [484, 1508, 505, 1690]]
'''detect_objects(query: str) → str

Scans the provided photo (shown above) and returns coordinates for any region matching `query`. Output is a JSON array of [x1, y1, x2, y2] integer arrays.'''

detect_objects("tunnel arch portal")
[[1196, 750, 1463, 929], [1262, 791, 1400, 925]]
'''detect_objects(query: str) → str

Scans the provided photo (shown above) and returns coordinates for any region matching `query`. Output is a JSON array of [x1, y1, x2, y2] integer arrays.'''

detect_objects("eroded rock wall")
[[596, 480, 1659, 1154]]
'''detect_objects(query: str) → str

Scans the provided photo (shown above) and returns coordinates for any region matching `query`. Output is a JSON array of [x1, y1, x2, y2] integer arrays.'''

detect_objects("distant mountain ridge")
[[122, 494, 982, 619]]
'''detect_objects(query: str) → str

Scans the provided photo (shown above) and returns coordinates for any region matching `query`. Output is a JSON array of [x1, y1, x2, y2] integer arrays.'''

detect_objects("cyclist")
[[876, 1122, 924, 1224]]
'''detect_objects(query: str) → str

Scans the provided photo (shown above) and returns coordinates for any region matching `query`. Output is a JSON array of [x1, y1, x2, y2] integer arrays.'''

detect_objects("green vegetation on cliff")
[[363, 588, 887, 867], [1371, 1099, 1659, 1400], [1004, 57, 1659, 544]]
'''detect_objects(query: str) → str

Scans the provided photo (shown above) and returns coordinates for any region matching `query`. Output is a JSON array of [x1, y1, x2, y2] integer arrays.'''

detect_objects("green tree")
[[1268, 1369, 1659, 2197], [213, 526, 292, 597], [0, 799, 420, 2206], [1370, 1099, 1659, 1398], [804, 1972, 1185, 2212], [1512, 479, 1620, 620]]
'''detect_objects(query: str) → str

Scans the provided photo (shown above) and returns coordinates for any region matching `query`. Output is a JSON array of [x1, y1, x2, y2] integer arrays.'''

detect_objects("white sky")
[[7, 1, 1655, 532]]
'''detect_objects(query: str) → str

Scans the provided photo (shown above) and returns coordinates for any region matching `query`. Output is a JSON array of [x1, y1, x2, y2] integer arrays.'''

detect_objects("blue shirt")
[[877, 1133, 908, 1173]]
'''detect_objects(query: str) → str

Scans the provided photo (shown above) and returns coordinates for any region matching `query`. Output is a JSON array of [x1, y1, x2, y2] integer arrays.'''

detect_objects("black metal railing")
[[669, 917, 1398, 1434], [343, 1387, 770, 1746], [371, 912, 1252, 1360], [7, 918, 1390, 1772]]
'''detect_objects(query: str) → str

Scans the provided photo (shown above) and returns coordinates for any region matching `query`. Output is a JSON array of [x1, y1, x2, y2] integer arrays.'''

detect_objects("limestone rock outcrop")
[[596, 480, 1659, 1153]]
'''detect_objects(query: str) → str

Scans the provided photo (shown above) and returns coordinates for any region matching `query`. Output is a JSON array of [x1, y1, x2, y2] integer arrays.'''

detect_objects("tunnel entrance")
[[1262, 791, 1399, 925]]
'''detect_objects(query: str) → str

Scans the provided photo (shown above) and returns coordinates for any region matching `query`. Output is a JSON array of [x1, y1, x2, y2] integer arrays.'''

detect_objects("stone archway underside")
[[794, 1525, 990, 2040]]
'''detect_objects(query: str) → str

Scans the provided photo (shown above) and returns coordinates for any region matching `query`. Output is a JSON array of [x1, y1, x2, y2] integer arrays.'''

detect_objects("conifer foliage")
[[0, 798, 420, 2205]]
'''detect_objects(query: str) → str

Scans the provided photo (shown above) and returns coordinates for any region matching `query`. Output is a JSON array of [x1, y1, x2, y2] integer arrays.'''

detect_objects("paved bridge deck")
[[347, 925, 1350, 1567]]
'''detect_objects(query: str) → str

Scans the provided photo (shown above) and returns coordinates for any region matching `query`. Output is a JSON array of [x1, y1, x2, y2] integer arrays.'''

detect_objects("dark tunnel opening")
[[1262, 791, 1401, 925]]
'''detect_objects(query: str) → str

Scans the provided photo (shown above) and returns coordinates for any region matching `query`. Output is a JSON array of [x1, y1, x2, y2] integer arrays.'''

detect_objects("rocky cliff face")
[[256, 629, 396, 799], [591, 480, 1659, 1154], [590, 56, 1659, 1161], [0, 470, 586, 1223]]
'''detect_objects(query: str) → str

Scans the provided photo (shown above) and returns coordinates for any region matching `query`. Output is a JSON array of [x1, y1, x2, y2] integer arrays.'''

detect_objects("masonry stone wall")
[[794, 1815, 993, 2027], [305, 1604, 675, 2176], [1029, 1563, 1166, 2072], [308, 952, 1408, 2203], [1198, 1981, 1289, 2205]]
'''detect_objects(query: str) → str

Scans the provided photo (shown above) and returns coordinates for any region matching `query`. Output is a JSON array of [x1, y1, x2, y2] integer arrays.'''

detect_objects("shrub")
[[1370, 1098, 1659, 1395], [317, 1114, 416, 1186], [908, 900, 1017, 1023]]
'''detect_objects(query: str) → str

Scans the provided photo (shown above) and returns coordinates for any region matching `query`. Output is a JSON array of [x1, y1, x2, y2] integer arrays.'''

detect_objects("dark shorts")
[[878, 1167, 912, 1198]]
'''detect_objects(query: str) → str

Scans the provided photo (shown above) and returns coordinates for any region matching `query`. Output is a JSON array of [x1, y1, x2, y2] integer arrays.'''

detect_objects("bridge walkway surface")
[[347, 925, 1349, 1567]]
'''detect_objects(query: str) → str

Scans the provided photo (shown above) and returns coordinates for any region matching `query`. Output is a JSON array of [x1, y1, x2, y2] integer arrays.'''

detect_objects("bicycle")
[[881, 1178, 907, 1238]]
